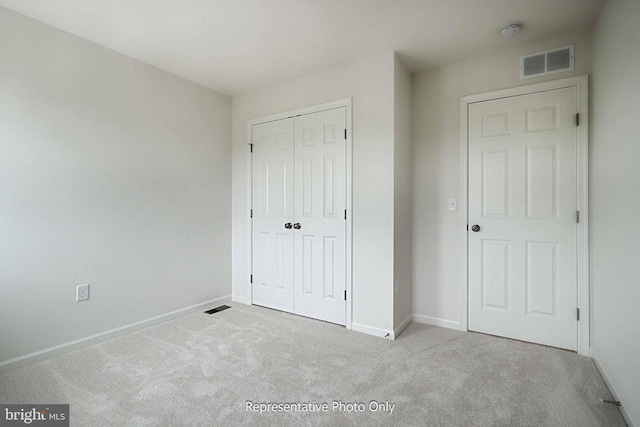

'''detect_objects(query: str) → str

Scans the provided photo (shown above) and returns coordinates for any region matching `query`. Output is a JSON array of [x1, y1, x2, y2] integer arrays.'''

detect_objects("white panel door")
[[251, 118, 295, 312], [468, 87, 578, 350], [293, 108, 347, 325]]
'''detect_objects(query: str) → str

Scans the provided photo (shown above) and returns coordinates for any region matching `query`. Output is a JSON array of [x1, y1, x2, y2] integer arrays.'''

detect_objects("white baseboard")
[[351, 322, 394, 340], [411, 314, 461, 330], [591, 348, 638, 427], [231, 294, 252, 305], [393, 315, 412, 340], [0, 295, 231, 374]]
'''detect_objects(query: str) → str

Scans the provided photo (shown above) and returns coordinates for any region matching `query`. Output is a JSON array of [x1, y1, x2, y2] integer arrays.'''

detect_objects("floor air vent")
[[520, 45, 574, 79], [204, 305, 230, 314]]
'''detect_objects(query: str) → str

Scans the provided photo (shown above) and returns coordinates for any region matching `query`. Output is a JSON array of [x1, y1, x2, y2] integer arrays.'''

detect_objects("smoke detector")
[[500, 23, 522, 38]]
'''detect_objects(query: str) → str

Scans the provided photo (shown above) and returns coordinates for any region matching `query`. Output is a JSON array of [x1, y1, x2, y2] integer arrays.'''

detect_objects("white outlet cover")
[[76, 284, 90, 302], [448, 198, 458, 211]]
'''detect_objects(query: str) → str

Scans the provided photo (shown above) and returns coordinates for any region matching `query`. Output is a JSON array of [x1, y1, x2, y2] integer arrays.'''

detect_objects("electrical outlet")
[[448, 198, 458, 211], [76, 284, 89, 302]]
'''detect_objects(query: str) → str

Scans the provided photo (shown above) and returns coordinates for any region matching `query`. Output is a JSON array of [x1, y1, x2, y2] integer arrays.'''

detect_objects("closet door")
[[293, 108, 347, 325], [251, 118, 295, 312], [467, 87, 578, 350]]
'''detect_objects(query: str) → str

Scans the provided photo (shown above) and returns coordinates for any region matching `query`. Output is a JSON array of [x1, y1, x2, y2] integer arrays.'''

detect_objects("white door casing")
[[468, 87, 578, 351], [293, 108, 347, 325], [251, 118, 295, 312], [250, 104, 348, 326]]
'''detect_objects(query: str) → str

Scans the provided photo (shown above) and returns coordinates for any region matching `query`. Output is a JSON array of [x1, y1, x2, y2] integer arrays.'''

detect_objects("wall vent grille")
[[520, 45, 574, 79]]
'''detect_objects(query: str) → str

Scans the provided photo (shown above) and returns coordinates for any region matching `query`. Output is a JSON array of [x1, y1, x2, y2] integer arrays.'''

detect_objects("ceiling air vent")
[[520, 45, 574, 79]]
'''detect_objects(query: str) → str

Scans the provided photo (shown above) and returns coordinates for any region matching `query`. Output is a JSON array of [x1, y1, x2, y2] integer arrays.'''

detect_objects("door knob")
[[471, 224, 481, 232], [293, 223, 301, 230], [284, 222, 292, 229]]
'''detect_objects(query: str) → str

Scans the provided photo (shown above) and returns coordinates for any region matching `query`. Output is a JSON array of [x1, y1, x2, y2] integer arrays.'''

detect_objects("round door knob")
[[284, 222, 292, 229], [471, 224, 481, 232], [293, 223, 301, 230]]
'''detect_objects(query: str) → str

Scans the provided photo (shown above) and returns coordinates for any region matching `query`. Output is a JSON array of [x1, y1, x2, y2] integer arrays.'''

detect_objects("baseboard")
[[351, 322, 394, 340], [0, 295, 231, 374], [591, 348, 638, 427], [231, 294, 252, 305], [411, 314, 461, 330], [392, 315, 412, 340]]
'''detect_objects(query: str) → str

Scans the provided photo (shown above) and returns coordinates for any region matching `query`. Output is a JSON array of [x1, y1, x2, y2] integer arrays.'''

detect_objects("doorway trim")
[[246, 98, 353, 329], [459, 76, 589, 355]]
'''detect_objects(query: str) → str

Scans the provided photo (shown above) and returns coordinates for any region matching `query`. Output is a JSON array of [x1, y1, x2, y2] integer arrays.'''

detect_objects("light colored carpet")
[[0, 303, 626, 426]]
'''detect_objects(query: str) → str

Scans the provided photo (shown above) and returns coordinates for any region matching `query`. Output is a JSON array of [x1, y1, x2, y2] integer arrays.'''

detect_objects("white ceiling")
[[0, 0, 603, 95]]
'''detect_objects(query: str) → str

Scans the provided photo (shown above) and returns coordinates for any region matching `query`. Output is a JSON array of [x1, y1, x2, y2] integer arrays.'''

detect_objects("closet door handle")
[[293, 223, 301, 230], [284, 223, 292, 229]]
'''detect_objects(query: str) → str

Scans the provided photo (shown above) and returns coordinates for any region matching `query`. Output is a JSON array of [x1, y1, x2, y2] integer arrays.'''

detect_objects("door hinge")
[[250, 274, 253, 284], [249, 143, 253, 153], [344, 210, 347, 220], [576, 113, 580, 127], [344, 129, 347, 139], [250, 209, 253, 218], [344, 290, 347, 301], [576, 307, 580, 321], [576, 211, 579, 223]]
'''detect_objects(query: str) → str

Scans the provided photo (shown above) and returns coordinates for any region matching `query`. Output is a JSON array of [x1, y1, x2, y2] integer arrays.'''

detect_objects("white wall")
[[411, 33, 592, 326], [0, 7, 232, 364], [232, 53, 396, 332], [393, 55, 412, 329], [590, 0, 640, 424]]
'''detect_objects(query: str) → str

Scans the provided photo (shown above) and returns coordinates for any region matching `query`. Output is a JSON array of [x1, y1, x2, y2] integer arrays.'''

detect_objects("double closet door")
[[251, 107, 347, 325]]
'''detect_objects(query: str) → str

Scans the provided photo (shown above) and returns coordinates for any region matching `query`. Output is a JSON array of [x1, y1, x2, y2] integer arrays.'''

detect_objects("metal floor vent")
[[204, 305, 231, 314]]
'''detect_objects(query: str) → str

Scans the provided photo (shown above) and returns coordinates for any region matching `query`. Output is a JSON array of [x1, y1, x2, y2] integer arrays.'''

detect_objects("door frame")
[[246, 98, 353, 329], [459, 76, 589, 355]]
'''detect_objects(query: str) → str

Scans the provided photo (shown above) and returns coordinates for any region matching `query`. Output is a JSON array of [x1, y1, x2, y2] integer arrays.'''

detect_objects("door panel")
[[482, 150, 509, 218], [525, 241, 558, 316], [468, 87, 578, 350], [293, 108, 347, 325], [251, 118, 295, 312], [481, 239, 509, 310]]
